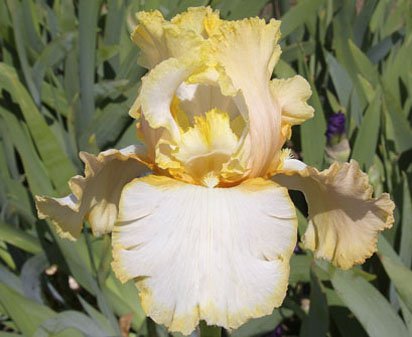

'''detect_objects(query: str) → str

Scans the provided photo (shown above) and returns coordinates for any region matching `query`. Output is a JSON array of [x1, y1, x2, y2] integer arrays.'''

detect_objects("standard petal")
[[273, 159, 395, 269], [35, 145, 150, 239], [133, 58, 193, 141], [175, 82, 242, 128], [112, 175, 297, 334], [131, 10, 168, 69], [209, 18, 283, 177], [270, 75, 314, 135], [132, 7, 218, 69], [170, 6, 219, 36]]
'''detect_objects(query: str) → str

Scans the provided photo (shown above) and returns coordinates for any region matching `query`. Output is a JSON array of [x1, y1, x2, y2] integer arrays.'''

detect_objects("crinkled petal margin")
[[35, 145, 151, 240], [273, 159, 394, 269], [112, 175, 297, 334], [270, 75, 314, 140]]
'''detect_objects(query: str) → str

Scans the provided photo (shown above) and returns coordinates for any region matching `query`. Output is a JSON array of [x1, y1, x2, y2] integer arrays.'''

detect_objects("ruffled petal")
[[112, 175, 297, 334], [131, 10, 168, 69], [35, 146, 150, 240], [273, 159, 395, 269], [270, 75, 314, 129], [208, 18, 283, 177], [132, 7, 218, 69], [170, 6, 219, 36], [133, 58, 194, 141]]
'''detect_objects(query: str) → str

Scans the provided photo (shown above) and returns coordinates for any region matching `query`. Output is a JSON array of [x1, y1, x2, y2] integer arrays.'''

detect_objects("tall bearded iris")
[[35, 7, 394, 335]]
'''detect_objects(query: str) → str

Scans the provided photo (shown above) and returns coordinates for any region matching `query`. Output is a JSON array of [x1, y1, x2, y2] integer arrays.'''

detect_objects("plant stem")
[[199, 321, 222, 337]]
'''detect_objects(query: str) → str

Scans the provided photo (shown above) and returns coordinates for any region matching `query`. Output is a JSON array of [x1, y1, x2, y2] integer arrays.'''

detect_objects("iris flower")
[[35, 7, 394, 335]]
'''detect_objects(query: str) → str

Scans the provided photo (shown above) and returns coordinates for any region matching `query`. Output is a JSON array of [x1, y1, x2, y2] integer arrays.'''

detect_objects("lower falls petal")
[[111, 175, 297, 334]]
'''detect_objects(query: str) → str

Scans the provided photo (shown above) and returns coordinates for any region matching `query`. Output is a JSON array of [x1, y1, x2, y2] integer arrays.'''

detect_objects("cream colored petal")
[[273, 159, 395, 269], [209, 18, 283, 177], [35, 145, 150, 239], [270, 75, 314, 126], [112, 175, 297, 334], [137, 58, 193, 141], [176, 82, 242, 124]]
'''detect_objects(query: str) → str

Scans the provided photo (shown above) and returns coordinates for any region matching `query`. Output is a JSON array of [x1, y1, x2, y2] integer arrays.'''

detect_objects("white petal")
[[112, 176, 297, 334], [35, 146, 150, 239], [273, 159, 395, 269]]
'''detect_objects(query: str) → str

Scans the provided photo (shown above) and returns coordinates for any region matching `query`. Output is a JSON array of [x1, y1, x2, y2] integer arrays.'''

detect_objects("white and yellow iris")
[[35, 6, 394, 335]]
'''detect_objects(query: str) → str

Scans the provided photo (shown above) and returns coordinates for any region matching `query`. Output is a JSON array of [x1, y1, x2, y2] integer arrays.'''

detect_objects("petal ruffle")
[[132, 58, 193, 141], [132, 7, 218, 69], [273, 159, 395, 269], [208, 18, 283, 177], [131, 10, 168, 69], [270, 75, 314, 138], [112, 175, 297, 334], [35, 145, 150, 240]]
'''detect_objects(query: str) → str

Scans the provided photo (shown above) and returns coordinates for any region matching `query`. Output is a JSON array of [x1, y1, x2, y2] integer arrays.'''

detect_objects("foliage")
[[0, 0, 411, 336]]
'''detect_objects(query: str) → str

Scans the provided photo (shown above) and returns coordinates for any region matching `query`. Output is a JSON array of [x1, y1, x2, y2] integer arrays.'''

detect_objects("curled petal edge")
[[112, 175, 297, 334], [273, 159, 395, 269], [35, 145, 151, 240]]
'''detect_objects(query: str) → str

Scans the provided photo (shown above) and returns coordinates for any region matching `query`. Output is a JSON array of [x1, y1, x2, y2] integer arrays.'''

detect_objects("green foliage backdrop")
[[0, 0, 411, 336]]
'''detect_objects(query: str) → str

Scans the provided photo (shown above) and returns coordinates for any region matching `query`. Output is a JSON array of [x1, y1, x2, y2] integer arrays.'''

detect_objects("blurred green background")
[[0, 0, 411, 336]]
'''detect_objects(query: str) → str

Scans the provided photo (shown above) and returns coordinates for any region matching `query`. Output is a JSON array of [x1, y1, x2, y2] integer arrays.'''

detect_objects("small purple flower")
[[326, 112, 346, 141]]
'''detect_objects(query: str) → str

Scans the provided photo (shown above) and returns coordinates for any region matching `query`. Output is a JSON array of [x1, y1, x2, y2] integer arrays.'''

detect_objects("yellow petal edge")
[[112, 175, 297, 334], [35, 146, 150, 239], [274, 160, 395, 269]]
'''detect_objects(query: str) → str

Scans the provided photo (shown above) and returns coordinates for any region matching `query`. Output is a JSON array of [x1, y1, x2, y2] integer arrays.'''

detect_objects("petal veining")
[[112, 175, 297, 334], [273, 159, 395, 269], [208, 18, 283, 177], [35, 146, 150, 239]]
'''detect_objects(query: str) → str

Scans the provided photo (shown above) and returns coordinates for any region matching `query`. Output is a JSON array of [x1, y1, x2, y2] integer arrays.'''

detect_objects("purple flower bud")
[[267, 324, 284, 337], [294, 243, 302, 254], [274, 324, 283, 337], [326, 112, 346, 141]]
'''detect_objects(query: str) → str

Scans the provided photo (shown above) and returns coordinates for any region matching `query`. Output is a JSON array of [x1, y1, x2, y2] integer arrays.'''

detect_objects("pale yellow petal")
[[132, 10, 168, 69], [209, 18, 283, 177], [112, 175, 297, 334], [270, 75, 314, 126], [170, 6, 219, 36], [35, 146, 150, 239], [132, 7, 219, 69], [273, 159, 395, 269]]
